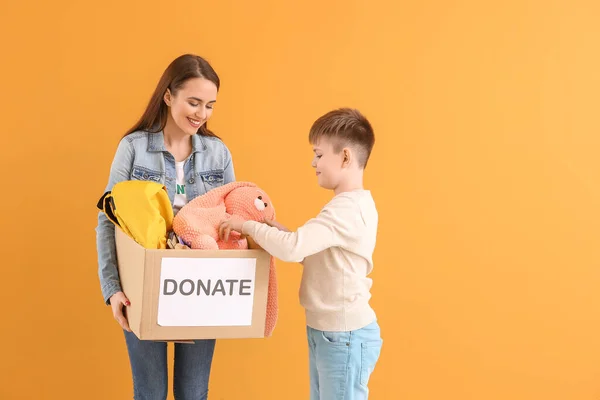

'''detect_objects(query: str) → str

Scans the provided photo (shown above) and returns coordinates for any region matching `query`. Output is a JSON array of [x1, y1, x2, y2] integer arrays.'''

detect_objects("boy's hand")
[[265, 219, 290, 232], [219, 219, 245, 242]]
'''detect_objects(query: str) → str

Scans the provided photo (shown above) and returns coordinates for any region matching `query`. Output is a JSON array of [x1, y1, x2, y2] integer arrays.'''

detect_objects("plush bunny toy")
[[173, 181, 278, 337]]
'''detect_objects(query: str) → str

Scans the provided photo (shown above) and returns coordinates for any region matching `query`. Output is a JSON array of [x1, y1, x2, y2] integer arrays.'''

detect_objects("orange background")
[[1, 1, 600, 399]]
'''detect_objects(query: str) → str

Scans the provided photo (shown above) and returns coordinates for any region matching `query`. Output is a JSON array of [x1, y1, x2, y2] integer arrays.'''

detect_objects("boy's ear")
[[342, 148, 351, 167]]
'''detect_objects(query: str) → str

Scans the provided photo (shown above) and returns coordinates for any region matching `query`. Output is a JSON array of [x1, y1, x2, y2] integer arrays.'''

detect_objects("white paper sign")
[[157, 257, 257, 327]]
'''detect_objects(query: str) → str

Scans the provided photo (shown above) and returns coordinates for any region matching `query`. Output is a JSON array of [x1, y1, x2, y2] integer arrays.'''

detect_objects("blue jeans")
[[307, 321, 383, 400], [124, 330, 216, 400]]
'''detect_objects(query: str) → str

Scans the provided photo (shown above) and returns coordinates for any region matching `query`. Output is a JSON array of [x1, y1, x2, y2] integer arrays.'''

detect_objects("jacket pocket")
[[200, 170, 224, 190], [131, 166, 163, 183]]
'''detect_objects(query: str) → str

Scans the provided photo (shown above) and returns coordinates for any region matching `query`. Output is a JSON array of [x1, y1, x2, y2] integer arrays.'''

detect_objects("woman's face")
[[164, 77, 218, 135]]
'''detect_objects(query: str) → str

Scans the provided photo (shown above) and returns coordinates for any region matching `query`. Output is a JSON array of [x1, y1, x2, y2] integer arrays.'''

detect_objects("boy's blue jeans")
[[307, 320, 383, 400]]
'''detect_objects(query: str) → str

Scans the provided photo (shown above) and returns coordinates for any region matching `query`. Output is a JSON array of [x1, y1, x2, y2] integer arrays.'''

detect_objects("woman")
[[96, 54, 234, 400]]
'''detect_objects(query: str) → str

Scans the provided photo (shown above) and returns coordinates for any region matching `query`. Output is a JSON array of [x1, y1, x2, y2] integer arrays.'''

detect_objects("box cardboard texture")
[[115, 228, 271, 341]]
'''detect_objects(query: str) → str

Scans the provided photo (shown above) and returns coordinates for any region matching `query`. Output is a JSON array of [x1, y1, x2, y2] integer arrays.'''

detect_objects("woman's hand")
[[109, 291, 131, 332]]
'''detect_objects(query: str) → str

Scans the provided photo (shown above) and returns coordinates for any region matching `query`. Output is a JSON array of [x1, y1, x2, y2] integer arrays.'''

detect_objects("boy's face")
[[311, 138, 345, 190]]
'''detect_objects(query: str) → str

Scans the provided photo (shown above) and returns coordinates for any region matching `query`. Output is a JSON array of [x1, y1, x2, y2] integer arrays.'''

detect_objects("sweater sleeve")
[[242, 196, 360, 263]]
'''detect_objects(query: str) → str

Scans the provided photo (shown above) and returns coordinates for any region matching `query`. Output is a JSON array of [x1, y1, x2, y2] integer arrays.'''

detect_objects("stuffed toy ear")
[[191, 181, 257, 208]]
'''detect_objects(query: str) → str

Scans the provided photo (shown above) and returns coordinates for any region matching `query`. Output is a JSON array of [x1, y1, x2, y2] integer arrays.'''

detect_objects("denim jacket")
[[96, 131, 235, 304]]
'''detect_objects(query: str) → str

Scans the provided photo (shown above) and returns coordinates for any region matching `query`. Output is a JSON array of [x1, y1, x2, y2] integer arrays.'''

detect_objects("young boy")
[[220, 108, 382, 399]]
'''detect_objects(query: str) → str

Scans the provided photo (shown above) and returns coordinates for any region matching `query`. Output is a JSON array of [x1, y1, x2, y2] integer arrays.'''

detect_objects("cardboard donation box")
[[114, 228, 271, 341]]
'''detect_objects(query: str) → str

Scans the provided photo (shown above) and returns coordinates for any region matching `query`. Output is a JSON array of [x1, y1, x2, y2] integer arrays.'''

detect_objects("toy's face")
[[225, 187, 275, 221]]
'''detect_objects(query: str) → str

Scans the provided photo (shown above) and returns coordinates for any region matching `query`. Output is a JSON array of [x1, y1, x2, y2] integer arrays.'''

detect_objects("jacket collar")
[[148, 131, 206, 153]]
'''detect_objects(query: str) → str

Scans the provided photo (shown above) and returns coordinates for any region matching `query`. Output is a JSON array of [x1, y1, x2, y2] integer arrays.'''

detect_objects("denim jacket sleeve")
[[96, 138, 134, 305], [223, 143, 235, 184]]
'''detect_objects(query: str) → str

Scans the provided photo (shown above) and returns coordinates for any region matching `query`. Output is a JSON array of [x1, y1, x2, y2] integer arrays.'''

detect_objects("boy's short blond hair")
[[308, 108, 375, 168]]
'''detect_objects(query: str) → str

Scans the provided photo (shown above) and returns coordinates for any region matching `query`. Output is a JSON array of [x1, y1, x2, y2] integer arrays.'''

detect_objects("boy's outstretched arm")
[[241, 197, 360, 263], [246, 220, 289, 249]]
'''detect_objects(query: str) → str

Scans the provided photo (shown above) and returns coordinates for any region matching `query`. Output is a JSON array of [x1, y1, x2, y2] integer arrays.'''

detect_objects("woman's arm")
[[96, 137, 135, 331]]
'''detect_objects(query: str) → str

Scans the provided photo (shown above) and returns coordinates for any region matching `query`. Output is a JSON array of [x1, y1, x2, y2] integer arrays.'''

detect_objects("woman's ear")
[[164, 88, 173, 106]]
